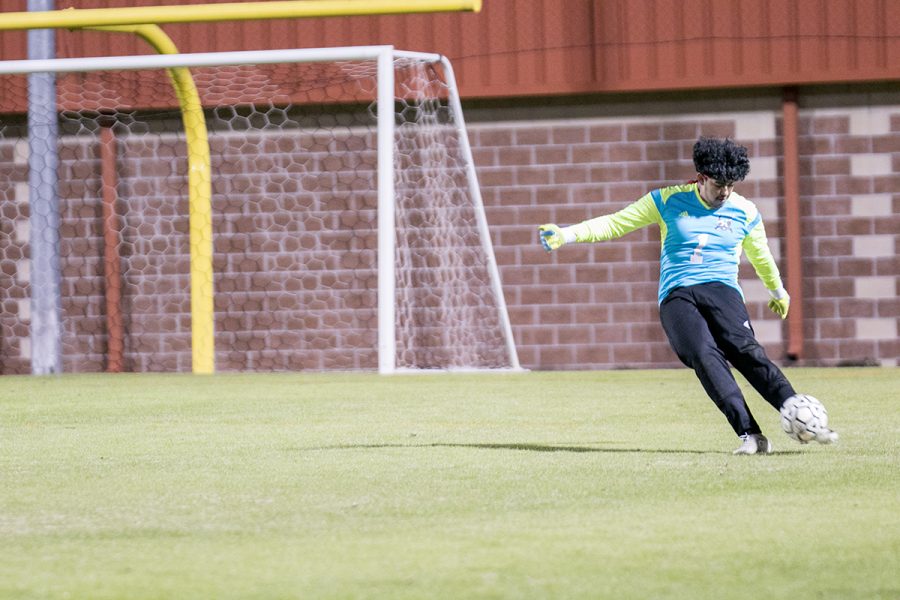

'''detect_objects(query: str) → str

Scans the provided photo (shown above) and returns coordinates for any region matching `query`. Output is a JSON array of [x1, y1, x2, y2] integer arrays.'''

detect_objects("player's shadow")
[[429, 442, 718, 455], [298, 442, 804, 455]]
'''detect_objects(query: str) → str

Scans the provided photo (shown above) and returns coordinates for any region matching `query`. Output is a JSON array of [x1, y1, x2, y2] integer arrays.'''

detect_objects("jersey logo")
[[715, 218, 733, 232], [678, 211, 689, 218]]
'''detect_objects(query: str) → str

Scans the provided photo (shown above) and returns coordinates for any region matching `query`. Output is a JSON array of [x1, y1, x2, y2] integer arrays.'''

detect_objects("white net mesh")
[[0, 52, 516, 373]]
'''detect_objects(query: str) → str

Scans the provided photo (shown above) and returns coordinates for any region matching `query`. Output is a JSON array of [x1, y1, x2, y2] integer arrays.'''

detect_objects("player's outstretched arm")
[[538, 195, 661, 253]]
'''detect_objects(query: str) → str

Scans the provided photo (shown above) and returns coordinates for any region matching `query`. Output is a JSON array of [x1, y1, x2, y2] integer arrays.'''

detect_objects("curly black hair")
[[692, 137, 750, 183]]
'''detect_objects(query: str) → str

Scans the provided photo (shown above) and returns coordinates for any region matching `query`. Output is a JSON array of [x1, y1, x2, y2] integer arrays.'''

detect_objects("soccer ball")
[[780, 394, 831, 444]]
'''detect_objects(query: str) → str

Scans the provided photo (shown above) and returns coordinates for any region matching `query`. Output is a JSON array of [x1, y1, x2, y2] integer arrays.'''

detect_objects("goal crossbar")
[[0, 46, 431, 76]]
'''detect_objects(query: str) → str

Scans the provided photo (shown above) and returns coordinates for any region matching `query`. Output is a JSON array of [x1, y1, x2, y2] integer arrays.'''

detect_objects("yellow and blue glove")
[[767, 287, 790, 319], [538, 223, 565, 252]]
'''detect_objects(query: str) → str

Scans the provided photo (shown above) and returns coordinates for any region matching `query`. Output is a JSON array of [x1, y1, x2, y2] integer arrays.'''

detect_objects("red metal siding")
[[1, 0, 898, 103]]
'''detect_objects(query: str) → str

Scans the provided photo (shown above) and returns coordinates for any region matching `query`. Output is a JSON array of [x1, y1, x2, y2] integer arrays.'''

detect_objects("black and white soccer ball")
[[780, 394, 831, 444]]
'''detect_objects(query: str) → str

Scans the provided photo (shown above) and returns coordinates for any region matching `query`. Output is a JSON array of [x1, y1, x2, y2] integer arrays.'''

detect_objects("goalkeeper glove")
[[767, 287, 790, 319], [538, 223, 577, 252]]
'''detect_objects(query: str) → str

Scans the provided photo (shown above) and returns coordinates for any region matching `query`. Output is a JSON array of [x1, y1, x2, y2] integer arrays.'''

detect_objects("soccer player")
[[538, 136, 837, 455]]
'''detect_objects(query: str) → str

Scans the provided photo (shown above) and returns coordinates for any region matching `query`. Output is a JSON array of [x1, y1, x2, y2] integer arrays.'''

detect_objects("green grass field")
[[1, 367, 898, 599]]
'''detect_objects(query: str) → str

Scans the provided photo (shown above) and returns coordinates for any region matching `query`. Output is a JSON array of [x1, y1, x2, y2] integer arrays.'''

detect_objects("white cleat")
[[815, 429, 839, 444], [733, 433, 773, 455]]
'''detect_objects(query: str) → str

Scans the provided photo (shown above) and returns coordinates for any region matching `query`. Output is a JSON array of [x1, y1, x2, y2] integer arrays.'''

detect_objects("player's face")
[[697, 174, 735, 208]]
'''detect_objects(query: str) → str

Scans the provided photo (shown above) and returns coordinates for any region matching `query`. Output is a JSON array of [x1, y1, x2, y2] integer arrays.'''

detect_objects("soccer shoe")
[[815, 429, 839, 444], [733, 433, 773, 455]]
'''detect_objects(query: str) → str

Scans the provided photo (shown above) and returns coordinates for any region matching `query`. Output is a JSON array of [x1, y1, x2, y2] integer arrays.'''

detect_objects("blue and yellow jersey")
[[568, 183, 783, 304]]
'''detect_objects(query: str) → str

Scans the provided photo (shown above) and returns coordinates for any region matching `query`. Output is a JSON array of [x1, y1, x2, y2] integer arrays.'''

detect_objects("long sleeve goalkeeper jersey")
[[567, 183, 784, 304]]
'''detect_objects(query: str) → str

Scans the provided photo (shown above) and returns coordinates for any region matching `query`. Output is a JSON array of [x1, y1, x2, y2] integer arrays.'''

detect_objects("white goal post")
[[0, 46, 521, 374]]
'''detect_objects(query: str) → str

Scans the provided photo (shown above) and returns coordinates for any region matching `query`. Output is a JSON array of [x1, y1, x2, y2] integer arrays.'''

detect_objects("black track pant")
[[659, 282, 796, 437]]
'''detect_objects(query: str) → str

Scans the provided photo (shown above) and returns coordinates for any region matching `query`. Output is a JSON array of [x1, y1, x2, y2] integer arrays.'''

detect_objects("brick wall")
[[1, 90, 898, 372], [1, 122, 512, 373]]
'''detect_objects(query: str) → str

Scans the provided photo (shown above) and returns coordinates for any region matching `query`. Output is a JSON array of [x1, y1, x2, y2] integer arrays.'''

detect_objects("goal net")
[[0, 46, 520, 374]]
